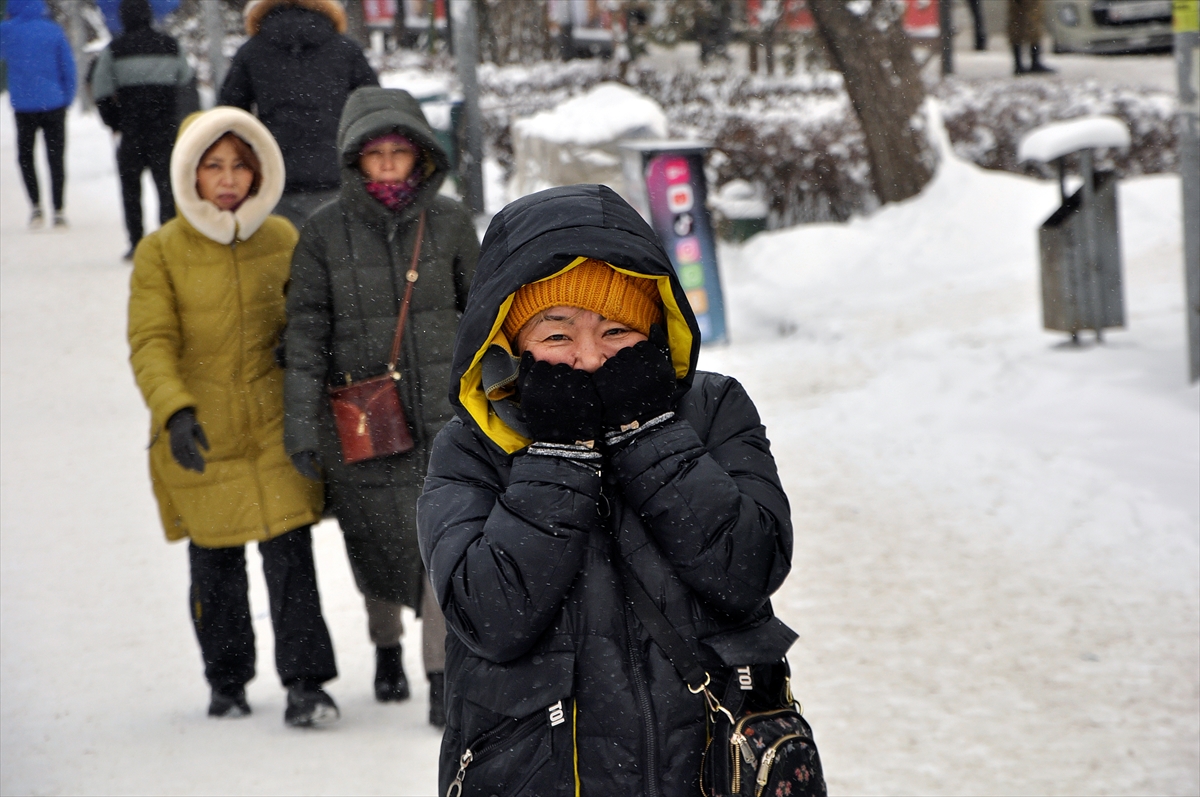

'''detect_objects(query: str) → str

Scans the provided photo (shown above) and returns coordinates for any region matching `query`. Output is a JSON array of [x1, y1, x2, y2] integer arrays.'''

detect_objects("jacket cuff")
[[151, 393, 198, 439], [283, 414, 321, 457], [512, 448, 604, 494], [607, 416, 701, 502]]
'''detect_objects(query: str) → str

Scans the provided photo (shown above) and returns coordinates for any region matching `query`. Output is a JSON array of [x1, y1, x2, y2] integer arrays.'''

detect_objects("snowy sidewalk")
[[2, 99, 1197, 795]]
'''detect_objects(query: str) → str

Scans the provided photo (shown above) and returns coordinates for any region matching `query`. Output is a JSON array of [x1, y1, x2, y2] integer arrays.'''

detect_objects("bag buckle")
[[690, 672, 735, 724]]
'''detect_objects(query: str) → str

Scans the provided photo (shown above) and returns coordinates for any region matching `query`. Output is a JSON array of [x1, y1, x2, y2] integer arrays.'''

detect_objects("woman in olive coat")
[[283, 86, 478, 724], [128, 106, 338, 728]]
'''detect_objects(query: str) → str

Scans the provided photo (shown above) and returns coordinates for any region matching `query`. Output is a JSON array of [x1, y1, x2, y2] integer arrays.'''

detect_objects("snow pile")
[[1, 98, 1196, 796], [379, 69, 454, 103], [509, 82, 666, 198], [712, 179, 769, 220], [703, 153, 1198, 795], [512, 81, 667, 146], [1017, 114, 1130, 163]]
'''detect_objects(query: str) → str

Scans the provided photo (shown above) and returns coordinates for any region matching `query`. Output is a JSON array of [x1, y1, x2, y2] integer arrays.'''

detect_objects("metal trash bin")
[[713, 180, 768, 243], [1019, 116, 1130, 342], [1039, 170, 1125, 336]]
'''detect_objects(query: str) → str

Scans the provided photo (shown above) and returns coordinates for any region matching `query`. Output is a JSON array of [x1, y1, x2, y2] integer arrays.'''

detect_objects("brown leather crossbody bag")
[[327, 212, 425, 465]]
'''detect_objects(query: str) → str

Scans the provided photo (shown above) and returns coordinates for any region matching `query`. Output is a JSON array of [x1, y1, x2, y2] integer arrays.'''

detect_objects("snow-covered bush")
[[935, 76, 1178, 180], [475, 60, 1177, 227]]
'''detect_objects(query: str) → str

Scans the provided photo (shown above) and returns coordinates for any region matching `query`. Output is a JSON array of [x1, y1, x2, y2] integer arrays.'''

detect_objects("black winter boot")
[[1012, 44, 1027, 75], [208, 686, 251, 718], [374, 645, 410, 702], [284, 682, 339, 727], [428, 672, 446, 728], [1029, 44, 1055, 73]]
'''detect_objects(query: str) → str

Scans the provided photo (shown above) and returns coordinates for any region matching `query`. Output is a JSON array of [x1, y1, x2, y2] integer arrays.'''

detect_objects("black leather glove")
[[517, 352, 603, 444], [592, 324, 676, 433], [291, 451, 322, 481], [167, 407, 209, 474]]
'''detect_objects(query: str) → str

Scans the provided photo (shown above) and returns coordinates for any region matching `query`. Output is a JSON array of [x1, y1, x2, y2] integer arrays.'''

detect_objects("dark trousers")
[[188, 527, 337, 694], [117, 134, 175, 247], [966, 0, 987, 49], [14, 107, 66, 211]]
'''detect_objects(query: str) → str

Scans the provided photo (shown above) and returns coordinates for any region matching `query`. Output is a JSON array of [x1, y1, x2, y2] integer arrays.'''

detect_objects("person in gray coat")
[[283, 86, 478, 726]]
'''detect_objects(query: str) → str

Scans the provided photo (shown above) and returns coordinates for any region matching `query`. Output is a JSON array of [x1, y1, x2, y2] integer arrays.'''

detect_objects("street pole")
[[939, 0, 954, 76], [204, 0, 228, 98], [1175, 0, 1200, 381], [450, 0, 485, 215]]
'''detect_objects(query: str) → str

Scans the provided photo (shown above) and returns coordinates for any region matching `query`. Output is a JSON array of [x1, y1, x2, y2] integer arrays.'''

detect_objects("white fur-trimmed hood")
[[170, 107, 286, 244]]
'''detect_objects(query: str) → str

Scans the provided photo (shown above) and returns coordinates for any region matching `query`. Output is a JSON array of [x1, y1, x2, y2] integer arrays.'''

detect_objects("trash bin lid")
[[1018, 116, 1131, 163], [618, 140, 712, 155]]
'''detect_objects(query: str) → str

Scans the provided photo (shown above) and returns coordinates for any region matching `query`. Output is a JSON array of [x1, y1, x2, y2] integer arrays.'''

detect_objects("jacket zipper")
[[730, 707, 796, 791], [229, 240, 270, 536], [625, 605, 661, 797], [445, 710, 546, 797], [607, 477, 661, 797], [753, 731, 807, 797]]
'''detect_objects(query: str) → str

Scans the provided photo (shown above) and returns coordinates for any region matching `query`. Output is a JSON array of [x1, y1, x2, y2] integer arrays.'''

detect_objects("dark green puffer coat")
[[284, 86, 478, 606]]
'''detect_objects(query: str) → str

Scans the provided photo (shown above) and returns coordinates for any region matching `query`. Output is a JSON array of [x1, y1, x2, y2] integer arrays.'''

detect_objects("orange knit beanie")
[[502, 259, 663, 342]]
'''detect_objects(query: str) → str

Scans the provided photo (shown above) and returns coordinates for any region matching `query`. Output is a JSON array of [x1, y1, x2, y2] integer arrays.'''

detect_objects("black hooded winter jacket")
[[219, 2, 377, 193], [90, 0, 192, 138], [417, 184, 795, 796]]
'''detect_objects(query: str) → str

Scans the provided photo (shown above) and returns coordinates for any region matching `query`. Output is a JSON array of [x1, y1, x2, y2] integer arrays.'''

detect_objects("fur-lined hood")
[[170, 107, 285, 245], [243, 0, 346, 36]]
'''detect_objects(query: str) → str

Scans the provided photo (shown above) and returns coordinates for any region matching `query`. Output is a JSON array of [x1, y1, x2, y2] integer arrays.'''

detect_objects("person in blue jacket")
[[0, 0, 76, 228]]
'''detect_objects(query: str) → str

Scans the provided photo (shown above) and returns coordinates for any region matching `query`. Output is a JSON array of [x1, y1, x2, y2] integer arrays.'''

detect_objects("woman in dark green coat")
[[283, 86, 478, 725]]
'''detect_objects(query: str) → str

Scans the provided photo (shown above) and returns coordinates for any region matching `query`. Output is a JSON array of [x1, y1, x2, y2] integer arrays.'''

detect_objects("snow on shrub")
[[471, 59, 1179, 227], [935, 76, 1178, 181]]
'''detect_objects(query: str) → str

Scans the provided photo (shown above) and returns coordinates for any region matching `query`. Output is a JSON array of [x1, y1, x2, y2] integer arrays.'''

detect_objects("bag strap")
[[617, 559, 710, 691], [387, 211, 426, 372]]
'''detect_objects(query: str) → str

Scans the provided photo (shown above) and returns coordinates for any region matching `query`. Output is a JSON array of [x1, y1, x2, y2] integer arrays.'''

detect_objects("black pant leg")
[[116, 136, 146, 246], [188, 542, 256, 693], [258, 527, 338, 688], [148, 139, 175, 224], [41, 108, 66, 211], [13, 112, 41, 207]]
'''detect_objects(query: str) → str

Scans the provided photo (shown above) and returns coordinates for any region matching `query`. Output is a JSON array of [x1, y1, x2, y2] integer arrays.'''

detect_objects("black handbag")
[[617, 562, 826, 797]]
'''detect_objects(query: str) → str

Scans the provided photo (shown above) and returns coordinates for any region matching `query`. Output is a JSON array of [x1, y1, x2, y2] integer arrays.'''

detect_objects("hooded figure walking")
[[417, 185, 803, 795], [90, 0, 194, 260], [219, 0, 377, 228], [284, 86, 479, 726], [128, 106, 339, 728], [0, 0, 75, 228]]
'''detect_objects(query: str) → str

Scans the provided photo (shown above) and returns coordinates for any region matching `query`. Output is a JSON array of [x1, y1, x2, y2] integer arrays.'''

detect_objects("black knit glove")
[[517, 352, 603, 445], [592, 325, 676, 435], [167, 407, 209, 474], [291, 451, 322, 481]]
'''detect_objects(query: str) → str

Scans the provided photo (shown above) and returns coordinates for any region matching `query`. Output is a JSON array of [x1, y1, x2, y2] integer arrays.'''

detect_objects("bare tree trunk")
[[808, 0, 935, 204]]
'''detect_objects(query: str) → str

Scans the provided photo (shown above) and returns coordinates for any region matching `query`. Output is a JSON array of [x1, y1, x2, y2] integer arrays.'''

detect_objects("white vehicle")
[[1045, 0, 1174, 54]]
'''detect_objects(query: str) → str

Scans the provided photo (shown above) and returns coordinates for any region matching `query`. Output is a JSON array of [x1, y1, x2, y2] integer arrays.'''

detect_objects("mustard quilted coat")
[[128, 107, 322, 547]]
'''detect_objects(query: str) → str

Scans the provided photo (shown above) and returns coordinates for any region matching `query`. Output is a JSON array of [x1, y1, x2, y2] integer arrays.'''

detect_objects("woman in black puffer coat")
[[417, 184, 797, 796]]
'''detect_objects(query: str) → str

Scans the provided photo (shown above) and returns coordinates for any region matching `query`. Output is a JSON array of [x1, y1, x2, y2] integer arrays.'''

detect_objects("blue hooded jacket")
[[0, 0, 76, 112], [95, 0, 178, 35]]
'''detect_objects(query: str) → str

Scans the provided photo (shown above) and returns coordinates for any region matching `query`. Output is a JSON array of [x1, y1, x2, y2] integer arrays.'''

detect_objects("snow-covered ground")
[[2, 82, 1197, 797]]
